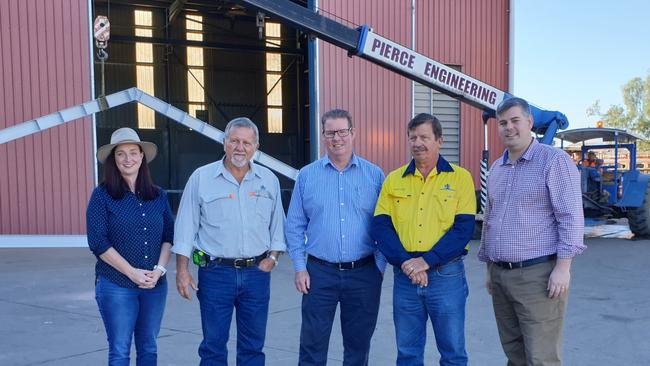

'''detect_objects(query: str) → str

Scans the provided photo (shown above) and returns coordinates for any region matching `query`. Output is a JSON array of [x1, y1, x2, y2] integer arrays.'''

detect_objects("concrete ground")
[[1, 238, 649, 366]]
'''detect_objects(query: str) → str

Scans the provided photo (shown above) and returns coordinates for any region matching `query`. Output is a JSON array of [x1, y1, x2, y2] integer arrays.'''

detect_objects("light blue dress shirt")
[[173, 159, 286, 259], [285, 153, 386, 272]]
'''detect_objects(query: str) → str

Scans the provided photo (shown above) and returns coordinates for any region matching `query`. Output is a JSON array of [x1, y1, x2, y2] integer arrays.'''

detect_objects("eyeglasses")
[[322, 128, 352, 139]]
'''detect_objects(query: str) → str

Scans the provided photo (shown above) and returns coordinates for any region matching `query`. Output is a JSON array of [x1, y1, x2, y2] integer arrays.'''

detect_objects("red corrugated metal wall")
[[416, 0, 508, 184], [319, 0, 509, 183], [0, 0, 93, 234], [319, 0, 412, 172]]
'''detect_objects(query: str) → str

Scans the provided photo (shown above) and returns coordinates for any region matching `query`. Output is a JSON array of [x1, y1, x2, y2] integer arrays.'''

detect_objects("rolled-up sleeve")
[[547, 153, 586, 258], [172, 171, 201, 258], [285, 171, 308, 272], [268, 176, 287, 252], [86, 188, 112, 257]]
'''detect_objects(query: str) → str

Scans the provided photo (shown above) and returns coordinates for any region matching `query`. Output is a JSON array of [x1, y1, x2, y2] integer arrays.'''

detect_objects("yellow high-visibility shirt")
[[374, 157, 476, 252]]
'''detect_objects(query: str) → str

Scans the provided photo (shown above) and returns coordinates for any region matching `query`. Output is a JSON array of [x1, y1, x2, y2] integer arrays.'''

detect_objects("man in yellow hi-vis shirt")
[[371, 113, 476, 366]]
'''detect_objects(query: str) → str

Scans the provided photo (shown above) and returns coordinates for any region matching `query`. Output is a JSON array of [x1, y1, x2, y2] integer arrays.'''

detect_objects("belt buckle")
[[337, 261, 351, 270], [234, 258, 244, 268]]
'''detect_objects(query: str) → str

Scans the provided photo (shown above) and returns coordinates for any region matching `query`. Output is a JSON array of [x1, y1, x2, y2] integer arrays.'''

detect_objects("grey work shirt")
[[172, 159, 287, 259]]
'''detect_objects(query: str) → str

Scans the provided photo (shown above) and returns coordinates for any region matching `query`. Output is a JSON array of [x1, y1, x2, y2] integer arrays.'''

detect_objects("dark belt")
[[494, 254, 557, 270], [308, 254, 374, 270], [210, 252, 268, 268]]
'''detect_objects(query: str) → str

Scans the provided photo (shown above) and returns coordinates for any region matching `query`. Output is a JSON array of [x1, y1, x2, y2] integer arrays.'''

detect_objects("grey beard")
[[230, 156, 249, 168]]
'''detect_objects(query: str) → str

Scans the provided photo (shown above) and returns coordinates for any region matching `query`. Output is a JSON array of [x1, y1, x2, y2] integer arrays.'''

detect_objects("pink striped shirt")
[[478, 139, 586, 263]]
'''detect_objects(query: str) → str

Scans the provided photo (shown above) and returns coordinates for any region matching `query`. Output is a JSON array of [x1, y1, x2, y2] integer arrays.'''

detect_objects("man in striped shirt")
[[285, 109, 385, 366], [478, 97, 586, 366]]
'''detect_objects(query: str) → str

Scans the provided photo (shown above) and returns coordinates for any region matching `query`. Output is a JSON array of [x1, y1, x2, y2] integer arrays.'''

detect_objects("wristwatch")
[[268, 254, 279, 266], [154, 264, 167, 276]]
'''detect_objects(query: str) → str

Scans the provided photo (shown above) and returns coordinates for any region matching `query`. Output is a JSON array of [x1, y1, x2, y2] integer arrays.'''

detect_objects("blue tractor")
[[556, 127, 650, 237]]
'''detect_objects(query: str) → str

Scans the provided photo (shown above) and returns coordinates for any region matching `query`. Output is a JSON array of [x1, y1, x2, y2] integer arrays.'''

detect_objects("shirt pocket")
[[389, 191, 413, 223], [355, 185, 379, 216], [200, 193, 234, 223], [254, 191, 274, 224], [432, 191, 458, 228]]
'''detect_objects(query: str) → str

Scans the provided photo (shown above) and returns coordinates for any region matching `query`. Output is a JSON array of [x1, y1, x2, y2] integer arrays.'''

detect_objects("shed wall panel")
[[319, 0, 509, 183], [319, 0, 412, 172], [0, 0, 93, 235], [416, 0, 509, 185], [413, 82, 461, 164]]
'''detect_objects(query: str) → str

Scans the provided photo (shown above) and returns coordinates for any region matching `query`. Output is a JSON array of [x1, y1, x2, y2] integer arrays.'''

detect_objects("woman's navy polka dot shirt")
[[86, 185, 174, 288]]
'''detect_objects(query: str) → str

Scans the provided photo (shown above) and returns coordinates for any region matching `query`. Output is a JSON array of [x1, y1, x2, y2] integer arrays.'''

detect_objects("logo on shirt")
[[252, 185, 272, 199], [441, 184, 455, 192]]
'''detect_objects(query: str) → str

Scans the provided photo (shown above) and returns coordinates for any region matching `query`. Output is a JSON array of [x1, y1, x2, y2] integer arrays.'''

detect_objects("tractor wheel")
[[627, 184, 650, 237]]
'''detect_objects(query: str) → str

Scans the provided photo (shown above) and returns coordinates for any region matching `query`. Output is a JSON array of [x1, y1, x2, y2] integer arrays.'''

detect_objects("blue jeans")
[[95, 276, 167, 366], [299, 259, 382, 366], [197, 263, 271, 366], [393, 259, 468, 366]]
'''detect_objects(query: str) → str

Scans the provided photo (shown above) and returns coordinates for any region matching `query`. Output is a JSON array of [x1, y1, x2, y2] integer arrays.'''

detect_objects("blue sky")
[[513, 0, 650, 129]]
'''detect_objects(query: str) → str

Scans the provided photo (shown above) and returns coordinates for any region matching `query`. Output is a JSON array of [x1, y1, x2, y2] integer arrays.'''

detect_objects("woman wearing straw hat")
[[86, 127, 174, 366]]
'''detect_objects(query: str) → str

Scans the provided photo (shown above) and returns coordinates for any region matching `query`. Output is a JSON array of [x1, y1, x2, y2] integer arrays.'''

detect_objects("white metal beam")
[[0, 87, 299, 180]]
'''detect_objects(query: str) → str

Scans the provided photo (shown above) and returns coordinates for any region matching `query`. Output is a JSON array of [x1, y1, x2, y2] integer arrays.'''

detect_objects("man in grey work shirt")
[[173, 117, 286, 366]]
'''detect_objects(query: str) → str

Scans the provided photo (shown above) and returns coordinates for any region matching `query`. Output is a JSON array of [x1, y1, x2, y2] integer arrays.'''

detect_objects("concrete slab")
[[1, 238, 649, 365]]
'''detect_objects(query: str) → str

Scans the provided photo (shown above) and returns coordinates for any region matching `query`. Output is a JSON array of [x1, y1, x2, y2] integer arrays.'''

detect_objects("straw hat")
[[96, 127, 158, 164]]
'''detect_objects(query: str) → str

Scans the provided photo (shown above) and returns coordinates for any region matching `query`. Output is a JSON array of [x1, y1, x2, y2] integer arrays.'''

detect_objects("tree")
[[587, 72, 650, 136]]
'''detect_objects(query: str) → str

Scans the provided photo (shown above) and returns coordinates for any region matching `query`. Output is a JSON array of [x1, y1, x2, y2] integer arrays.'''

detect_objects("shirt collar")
[[501, 138, 538, 165], [402, 155, 454, 178], [320, 153, 359, 170]]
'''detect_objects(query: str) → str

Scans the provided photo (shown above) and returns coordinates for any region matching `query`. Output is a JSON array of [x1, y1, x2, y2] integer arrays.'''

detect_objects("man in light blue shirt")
[[173, 117, 286, 366], [285, 109, 385, 366]]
